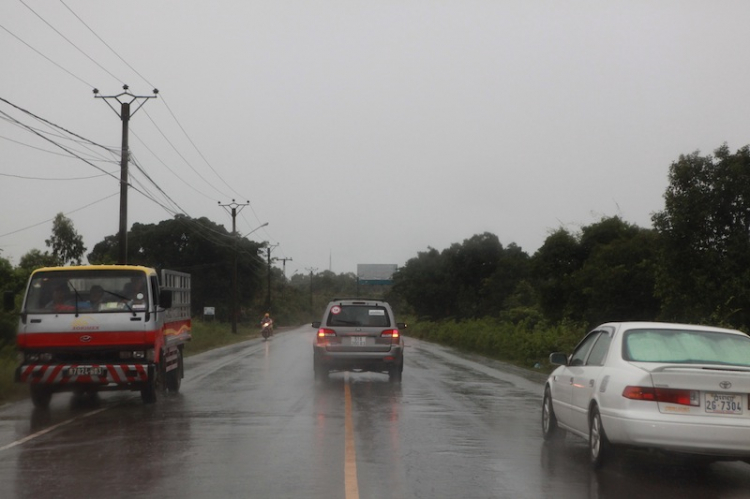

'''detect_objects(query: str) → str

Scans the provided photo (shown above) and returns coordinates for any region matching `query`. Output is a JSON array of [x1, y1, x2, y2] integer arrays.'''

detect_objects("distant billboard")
[[357, 264, 397, 285]]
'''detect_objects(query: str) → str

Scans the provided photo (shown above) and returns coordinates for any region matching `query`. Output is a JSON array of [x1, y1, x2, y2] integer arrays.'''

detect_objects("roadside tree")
[[45, 213, 85, 265], [652, 144, 750, 327]]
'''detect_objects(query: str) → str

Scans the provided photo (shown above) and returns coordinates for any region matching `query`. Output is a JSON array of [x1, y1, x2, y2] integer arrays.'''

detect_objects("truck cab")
[[10, 265, 191, 407]]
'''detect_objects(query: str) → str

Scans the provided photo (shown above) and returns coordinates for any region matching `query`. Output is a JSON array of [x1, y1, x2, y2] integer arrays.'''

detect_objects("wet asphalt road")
[[1, 327, 750, 499]]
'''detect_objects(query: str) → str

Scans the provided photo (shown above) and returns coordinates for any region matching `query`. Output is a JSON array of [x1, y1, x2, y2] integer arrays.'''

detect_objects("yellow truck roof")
[[31, 265, 156, 275]]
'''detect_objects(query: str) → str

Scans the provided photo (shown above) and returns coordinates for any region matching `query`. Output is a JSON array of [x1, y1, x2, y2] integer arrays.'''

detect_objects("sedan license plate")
[[66, 366, 105, 377], [705, 393, 743, 414], [350, 337, 367, 347]]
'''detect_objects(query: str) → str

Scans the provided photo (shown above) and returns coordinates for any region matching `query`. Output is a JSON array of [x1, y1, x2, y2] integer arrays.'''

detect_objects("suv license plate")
[[350, 337, 367, 346], [705, 393, 743, 414], [67, 366, 105, 376]]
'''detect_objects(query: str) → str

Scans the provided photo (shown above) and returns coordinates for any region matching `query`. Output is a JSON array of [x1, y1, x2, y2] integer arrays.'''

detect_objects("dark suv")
[[312, 298, 406, 381]]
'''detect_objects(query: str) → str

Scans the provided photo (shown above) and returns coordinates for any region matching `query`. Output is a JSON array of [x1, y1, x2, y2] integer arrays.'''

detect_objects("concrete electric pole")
[[219, 200, 249, 333], [94, 85, 158, 264]]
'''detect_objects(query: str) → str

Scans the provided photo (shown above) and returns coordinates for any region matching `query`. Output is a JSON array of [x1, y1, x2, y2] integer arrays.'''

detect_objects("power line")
[[57, 1, 247, 204], [141, 107, 227, 198], [59, 0, 154, 88], [0, 171, 113, 181], [0, 192, 118, 239], [159, 95, 243, 199], [19, 0, 123, 85], [0, 109, 120, 181], [129, 128, 218, 202], [0, 23, 93, 88], [0, 96, 115, 152]]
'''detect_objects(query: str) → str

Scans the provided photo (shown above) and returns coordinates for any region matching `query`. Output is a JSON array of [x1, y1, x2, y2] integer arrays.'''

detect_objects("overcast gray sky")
[[2, 1, 750, 277]]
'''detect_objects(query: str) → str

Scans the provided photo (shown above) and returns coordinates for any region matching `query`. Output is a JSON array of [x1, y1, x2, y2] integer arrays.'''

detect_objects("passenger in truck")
[[45, 284, 74, 312], [88, 285, 104, 310]]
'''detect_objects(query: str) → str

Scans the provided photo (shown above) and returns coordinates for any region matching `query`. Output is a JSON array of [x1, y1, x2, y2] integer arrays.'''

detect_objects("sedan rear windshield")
[[326, 306, 391, 328], [623, 328, 750, 367]]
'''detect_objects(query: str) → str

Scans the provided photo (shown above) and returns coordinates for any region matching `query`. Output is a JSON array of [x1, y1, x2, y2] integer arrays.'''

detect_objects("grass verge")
[[403, 316, 585, 372]]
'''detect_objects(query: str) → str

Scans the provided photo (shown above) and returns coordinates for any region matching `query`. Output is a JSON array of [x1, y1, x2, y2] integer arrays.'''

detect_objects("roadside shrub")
[[404, 316, 585, 368]]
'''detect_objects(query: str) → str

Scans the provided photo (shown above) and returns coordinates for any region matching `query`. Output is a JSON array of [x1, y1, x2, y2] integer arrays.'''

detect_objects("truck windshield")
[[26, 270, 149, 314]]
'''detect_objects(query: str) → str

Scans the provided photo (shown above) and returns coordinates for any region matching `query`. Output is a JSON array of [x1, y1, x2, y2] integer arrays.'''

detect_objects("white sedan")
[[542, 321, 750, 468]]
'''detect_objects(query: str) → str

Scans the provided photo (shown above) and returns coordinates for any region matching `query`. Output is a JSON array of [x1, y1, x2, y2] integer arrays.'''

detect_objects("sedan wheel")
[[589, 407, 612, 468], [542, 387, 562, 440]]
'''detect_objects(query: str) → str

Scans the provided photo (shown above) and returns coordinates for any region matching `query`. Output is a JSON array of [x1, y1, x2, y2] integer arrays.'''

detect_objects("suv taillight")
[[317, 328, 336, 344], [380, 329, 400, 344]]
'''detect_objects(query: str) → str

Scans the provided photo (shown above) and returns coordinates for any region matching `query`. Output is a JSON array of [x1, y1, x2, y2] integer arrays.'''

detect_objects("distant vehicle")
[[261, 318, 273, 340], [5, 265, 191, 407], [312, 298, 406, 381], [542, 322, 750, 468]]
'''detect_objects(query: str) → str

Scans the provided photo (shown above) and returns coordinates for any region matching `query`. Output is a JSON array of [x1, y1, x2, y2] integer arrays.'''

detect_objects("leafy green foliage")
[[653, 145, 750, 328], [89, 215, 265, 319], [45, 213, 86, 265], [405, 317, 584, 368], [393, 233, 530, 321]]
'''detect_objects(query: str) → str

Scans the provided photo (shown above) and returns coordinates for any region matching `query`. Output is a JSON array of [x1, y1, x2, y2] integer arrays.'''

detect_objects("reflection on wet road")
[[0, 327, 749, 498]]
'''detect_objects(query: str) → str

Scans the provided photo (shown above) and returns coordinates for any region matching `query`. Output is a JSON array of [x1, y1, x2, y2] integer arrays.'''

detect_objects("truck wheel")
[[140, 380, 157, 404], [141, 364, 162, 404], [30, 385, 53, 409], [166, 350, 183, 393]]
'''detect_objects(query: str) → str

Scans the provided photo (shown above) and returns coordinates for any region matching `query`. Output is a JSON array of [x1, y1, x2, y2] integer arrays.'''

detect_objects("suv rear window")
[[326, 305, 391, 328]]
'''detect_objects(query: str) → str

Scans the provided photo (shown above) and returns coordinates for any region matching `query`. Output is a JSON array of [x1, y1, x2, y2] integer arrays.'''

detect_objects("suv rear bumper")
[[314, 346, 403, 372]]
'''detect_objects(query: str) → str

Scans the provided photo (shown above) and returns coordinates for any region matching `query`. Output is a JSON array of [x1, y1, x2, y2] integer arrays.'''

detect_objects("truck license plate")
[[705, 393, 743, 414], [67, 366, 105, 376]]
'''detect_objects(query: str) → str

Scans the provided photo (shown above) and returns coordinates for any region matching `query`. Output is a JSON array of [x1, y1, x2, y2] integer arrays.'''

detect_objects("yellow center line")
[[344, 372, 360, 499]]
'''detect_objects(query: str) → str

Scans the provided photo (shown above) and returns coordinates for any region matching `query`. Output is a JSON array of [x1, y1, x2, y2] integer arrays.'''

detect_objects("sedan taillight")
[[317, 328, 336, 344], [622, 386, 699, 406], [380, 329, 400, 344]]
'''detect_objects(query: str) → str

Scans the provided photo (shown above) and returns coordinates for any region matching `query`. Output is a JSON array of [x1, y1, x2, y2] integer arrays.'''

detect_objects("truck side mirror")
[[3, 291, 15, 312], [159, 290, 173, 309]]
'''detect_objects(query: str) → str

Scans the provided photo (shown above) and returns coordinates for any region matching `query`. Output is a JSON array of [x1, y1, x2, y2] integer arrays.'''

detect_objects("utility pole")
[[306, 267, 317, 311], [265, 244, 278, 312], [219, 200, 249, 333], [94, 85, 158, 264], [278, 257, 293, 280]]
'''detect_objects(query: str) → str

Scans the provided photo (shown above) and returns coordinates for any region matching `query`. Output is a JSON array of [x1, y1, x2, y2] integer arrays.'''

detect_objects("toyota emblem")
[[79, 335, 92, 343], [719, 381, 732, 390]]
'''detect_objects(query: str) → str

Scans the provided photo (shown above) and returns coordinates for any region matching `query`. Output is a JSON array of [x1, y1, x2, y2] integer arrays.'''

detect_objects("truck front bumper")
[[16, 363, 151, 387]]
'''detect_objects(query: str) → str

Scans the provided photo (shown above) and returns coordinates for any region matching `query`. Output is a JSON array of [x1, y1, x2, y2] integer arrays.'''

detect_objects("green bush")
[[405, 316, 584, 369]]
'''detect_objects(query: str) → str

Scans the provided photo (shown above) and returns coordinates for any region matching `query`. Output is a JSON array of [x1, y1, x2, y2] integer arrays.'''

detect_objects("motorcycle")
[[261, 320, 273, 340]]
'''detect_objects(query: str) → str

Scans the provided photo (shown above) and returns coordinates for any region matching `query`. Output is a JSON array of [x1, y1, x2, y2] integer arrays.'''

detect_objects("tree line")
[[3, 144, 750, 345], [391, 144, 750, 332]]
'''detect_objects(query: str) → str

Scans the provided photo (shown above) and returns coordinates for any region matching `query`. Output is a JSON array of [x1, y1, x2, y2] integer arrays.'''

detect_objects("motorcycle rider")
[[260, 312, 274, 336]]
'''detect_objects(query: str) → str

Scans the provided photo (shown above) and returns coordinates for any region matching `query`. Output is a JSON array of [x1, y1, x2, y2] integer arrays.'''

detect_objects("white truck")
[[8, 265, 191, 407]]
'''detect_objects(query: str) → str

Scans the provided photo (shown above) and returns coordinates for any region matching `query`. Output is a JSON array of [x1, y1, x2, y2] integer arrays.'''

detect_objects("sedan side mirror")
[[549, 352, 568, 366]]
